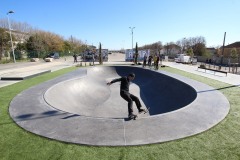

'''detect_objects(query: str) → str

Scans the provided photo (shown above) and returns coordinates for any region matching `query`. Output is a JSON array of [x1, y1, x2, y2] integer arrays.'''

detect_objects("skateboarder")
[[107, 73, 146, 119]]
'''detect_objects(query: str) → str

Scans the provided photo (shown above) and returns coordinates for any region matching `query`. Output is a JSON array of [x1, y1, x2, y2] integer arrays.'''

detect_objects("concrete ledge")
[[9, 66, 230, 146], [1, 70, 51, 80]]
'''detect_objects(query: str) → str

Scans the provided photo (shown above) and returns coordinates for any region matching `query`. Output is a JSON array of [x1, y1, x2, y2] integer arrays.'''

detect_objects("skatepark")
[[1, 1, 239, 158], [9, 64, 229, 146]]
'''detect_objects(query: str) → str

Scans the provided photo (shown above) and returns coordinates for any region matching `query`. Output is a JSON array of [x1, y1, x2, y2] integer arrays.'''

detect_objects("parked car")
[[192, 56, 198, 65], [175, 54, 191, 64], [44, 52, 60, 59]]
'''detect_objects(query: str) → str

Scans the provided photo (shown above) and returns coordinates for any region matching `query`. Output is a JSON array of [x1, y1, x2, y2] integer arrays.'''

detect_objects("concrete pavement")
[[0, 53, 129, 88], [0, 57, 76, 88], [162, 61, 240, 86]]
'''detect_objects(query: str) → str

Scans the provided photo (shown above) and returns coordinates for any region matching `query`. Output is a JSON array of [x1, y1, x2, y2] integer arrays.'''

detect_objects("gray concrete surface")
[[0, 53, 128, 88], [162, 61, 240, 86], [0, 58, 75, 87], [9, 65, 230, 146], [1, 70, 51, 80]]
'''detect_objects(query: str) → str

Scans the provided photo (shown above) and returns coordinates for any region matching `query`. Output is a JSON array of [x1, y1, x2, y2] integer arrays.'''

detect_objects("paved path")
[[162, 61, 240, 86], [0, 57, 75, 88], [0, 53, 129, 88]]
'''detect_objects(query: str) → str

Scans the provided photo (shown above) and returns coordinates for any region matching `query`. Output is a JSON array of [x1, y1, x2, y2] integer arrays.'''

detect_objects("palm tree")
[[99, 42, 103, 65], [134, 42, 138, 65]]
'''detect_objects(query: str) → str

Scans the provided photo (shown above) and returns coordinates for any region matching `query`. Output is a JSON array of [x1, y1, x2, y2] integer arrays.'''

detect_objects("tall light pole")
[[7, 10, 16, 63], [129, 27, 135, 50], [182, 37, 186, 54]]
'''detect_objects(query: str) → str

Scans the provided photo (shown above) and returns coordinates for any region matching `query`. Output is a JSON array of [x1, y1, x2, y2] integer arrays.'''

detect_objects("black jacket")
[[111, 77, 130, 92]]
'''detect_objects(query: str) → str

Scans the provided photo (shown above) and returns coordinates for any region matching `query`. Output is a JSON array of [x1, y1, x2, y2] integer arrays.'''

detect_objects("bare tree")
[[177, 36, 206, 56], [164, 42, 177, 55], [140, 41, 163, 55], [188, 36, 206, 56], [176, 39, 186, 54]]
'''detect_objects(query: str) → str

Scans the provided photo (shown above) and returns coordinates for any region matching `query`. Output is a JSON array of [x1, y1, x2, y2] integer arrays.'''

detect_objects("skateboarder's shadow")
[[124, 117, 133, 121]]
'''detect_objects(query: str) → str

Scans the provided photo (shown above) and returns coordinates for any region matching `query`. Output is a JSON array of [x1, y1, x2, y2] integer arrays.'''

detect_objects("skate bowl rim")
[[9, 65, 230, 146]]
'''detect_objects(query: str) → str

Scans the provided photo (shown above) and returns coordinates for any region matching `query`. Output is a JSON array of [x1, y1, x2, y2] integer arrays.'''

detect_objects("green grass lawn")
[[0, 66, 240, 160]]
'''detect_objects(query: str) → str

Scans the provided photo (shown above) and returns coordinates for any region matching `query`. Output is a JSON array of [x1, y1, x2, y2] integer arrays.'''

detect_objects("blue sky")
[[1, 0, 239, 50]]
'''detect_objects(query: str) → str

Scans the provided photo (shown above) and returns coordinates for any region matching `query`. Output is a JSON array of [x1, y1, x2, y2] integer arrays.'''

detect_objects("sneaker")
[[139, 108, 147, 114], [128, 114, 137, 119]]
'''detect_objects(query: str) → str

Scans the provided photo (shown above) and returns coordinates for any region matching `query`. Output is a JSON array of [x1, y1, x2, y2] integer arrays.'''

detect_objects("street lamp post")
[[7, 10, 16, 63], [183, 37, 186, 54], [129, 27, 135, 50]]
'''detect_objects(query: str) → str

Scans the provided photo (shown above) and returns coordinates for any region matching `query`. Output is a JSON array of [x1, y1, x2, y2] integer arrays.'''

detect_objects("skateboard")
[[129, 107, 150, 120]]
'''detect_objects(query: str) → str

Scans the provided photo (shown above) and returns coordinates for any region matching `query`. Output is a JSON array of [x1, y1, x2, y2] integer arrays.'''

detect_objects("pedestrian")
[[73, 53, 77, 63], [143, 54, 147, 68], [155, 55, 160, 70], [107, 73, 147, 119], [153, 55, 157, 69], [92, 53, 95, 66], [148, 55, 152, 69]]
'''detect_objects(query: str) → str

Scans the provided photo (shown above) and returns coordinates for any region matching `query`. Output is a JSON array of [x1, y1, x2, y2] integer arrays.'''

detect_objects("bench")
[[197, 67, 227, 76]]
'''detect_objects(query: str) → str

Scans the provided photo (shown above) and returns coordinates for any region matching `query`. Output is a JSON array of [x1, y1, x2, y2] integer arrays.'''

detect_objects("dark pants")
[[120, 91, 142, 115], [143, 60, 147, 67], [74, 57, 77, 63], [156, 61, 159, 70]]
